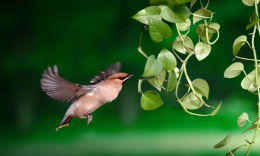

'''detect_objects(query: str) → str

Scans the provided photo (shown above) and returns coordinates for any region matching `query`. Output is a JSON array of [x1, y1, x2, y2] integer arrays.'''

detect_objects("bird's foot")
[[87, 114, 92, 125]]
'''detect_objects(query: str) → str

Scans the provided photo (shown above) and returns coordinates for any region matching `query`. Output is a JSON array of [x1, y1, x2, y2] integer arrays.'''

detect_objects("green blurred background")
[[1, 0, 260, 155]]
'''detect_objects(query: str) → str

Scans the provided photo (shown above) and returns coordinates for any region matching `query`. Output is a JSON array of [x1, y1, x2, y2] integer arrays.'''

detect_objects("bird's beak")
[[128, 75, 134, 78], [124, 74, 133, 81]]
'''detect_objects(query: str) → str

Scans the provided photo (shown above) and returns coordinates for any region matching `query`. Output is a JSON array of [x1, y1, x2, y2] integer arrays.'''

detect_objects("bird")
[[40, 62, 133, 131]]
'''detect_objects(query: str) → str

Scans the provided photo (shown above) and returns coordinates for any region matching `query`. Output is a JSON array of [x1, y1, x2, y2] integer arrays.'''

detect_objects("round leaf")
[[167, 71, 177, 92], [194, 42, 211, 61], [132, 6, 162, 25], [193, 8, 212, 24], [233, 35, 247, 56], [157, 48, 177, 71], [142, 55, 163, 77], [237, 112, 249, 127], [177, 18, 191, 31], [172, 36, 194, 54], [242, 0, 259, 6], [149, 19, 172, 42], [208, 23, 220, 33], [192, 78, 209, 99], [196, 24, 213, 43], [160, 6, 183, 23], [147, 70, 166, 91], [246, 12, 260, 30], [141, 90, 163, 110], [182, 92, 203, 110], [160, 4, 190, 23], [214, 134, 231, 148], [241, 68, 260, 92], [224, 62, 244, 78]]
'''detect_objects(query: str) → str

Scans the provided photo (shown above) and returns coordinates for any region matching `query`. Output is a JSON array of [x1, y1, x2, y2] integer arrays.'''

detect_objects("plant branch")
[[172, 49, 184, 63], [191, 13, 213, 19], [138, 25, 148, 58], [181, 87, 191, 101], [175, 67, 184, 99], [234, 56, 260, 62], [156, 77, 167, 91], [245, 20, 260, 155], [199, 0, 203, 8], [227, 145, 234, 156], [204, 18, 219, 45]]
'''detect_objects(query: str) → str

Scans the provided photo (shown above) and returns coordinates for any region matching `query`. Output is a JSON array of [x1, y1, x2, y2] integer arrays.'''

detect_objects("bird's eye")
[[117, 75, 129, 80], [117, 77, 126, 80]]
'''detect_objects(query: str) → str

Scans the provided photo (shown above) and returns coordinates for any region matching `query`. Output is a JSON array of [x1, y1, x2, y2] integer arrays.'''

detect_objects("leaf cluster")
[[132, 0, 221, 116], [216, 0, 260, 155]]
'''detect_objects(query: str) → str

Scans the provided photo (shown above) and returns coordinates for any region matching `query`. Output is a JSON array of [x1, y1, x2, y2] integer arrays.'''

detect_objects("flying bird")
[[40, 62, 133, 131]]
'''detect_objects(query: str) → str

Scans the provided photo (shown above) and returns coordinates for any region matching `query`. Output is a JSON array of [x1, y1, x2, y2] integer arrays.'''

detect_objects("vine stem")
[[234, 56, 260, 62], [176, 22, 214, 109], [138, 25, 148, 59], [242, 70, 256, 85], [245, 21, 260, 155]]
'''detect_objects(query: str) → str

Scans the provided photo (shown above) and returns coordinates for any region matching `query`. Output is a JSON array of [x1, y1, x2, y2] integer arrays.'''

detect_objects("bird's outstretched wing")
[[41, 65, 93, 102], [89, 62, 121, 85]]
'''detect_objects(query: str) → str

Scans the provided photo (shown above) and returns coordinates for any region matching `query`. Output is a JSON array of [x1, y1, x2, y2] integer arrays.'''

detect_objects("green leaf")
[[177, 18, 191, 31], [150, 0, 168, 6], [192, 78, 209, 99], [193, 8, 212, 24], [207, 23, 220, 33], [243, 124, 259, 133], [142, 55, 163, 77], [149, 19, 172, 42], [196, 24, 213, 43], [171, 3, 190, 20], [237, 112, 249, 127], [141, 90, 163, 110], [214, 134, 231, 148], [172, 36, 194, 54], [167, 71, 177, 92], [233, 35, 247, 56], [147, 70, 166, 91], [158, 48, 177, 71], [182, 92, 203, 110], [194, 42, 211, 61], [160, 4, 190, 23], [242, 0, 259, 6], [246, 12, 260, 30], [225, 145, 247, 156], [190, 0, 197, 9], [196, 23, 219, 43], [132, 6, 161, 25], [175, 0, 192, 3], [210, 102, 222, 116], [241, 68, 260, 92], [224, 62, 244, 78]]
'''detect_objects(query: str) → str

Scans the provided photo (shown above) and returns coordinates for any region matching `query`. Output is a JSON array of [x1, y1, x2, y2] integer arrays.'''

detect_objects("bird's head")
[[108, 73, 133, 84]]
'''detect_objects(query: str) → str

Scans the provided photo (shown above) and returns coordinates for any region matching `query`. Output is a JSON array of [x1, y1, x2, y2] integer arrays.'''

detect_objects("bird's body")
[[40, 62, 132, 131]]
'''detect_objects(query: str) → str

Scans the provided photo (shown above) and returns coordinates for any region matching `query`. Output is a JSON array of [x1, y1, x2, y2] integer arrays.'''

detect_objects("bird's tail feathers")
[[56, 115, 73, 131]]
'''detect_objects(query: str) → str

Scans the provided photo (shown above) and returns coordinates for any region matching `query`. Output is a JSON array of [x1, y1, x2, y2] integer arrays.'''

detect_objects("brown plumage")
[[40, 62, 133, 131]]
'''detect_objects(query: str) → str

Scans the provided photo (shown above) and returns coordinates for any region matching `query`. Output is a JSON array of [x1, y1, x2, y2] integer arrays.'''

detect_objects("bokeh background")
[[1, 0, 260, 155]]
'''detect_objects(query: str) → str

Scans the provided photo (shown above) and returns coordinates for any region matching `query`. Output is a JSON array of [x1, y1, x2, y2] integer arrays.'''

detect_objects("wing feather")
[[89, 62, 121, 85], [41, 65, 88, 102]]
